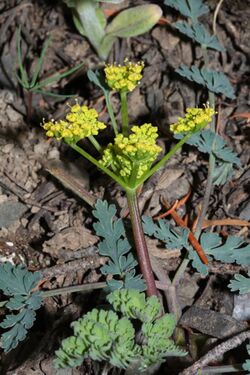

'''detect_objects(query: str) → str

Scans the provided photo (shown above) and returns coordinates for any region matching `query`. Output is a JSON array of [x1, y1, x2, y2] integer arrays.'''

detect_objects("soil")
[[0, 0, 250, 374]]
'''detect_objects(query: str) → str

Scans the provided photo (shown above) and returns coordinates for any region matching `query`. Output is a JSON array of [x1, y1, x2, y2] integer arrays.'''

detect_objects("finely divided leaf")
[[176, 64, 235, 99], [164, 0, 209, 21], [93, 200, 145, 291], [0, 263, 42, 296], [175, 22, 224, 51], [229, 272, 250, 295], [0, 263, 43, 352], [201, 233, 250, 265], [175, 129, 240, 185]]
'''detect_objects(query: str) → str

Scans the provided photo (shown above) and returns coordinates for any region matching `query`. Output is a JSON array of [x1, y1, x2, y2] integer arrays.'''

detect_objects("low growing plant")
[[63, 0, 162, 60]]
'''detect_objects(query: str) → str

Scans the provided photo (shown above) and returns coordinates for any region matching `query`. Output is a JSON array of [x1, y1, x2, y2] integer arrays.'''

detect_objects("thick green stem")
[[126, 189, 158, 297], [69, 142, 128, 190], [88, 135, 102, 152], [105, 93, 119, 135], [120, 90, 129, 136]]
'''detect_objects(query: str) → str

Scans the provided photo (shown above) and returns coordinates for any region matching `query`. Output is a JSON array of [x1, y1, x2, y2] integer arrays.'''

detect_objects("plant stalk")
[[88, 135, 102, 152], [126, 188, 158, 297], [105, 92, 119, 135], [120, 90, 129, 135], [69, 142, 128, 190]]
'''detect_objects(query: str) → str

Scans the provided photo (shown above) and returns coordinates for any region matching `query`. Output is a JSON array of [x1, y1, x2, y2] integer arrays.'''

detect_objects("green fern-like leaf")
[[0, 263, 43, 352], [175, 22, 224, 51], [164, 0, 208, 21], [228, 272, 250, 295], [93, 200, 145, 291], [55, 307, 138, 369], [243, 342, 250, 374], [175, 129, 240, 185], [143, 216, 189, 249], [107, 289, 162, 322], [55, 289, 184, 370], [176, 64, 235, 99]]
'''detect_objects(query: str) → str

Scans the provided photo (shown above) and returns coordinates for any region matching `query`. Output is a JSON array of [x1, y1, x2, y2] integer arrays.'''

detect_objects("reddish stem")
[[126, 189, 158, 297]]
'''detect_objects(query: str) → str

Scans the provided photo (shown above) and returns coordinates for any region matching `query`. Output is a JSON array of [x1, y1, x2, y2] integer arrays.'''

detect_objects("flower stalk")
[[120, 90, 129, 135], [126, 188, 158, 296]]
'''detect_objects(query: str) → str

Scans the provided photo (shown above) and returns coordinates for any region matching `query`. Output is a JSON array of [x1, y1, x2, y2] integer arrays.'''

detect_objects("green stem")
[[41, 282, 106, 298], [136, 133, 191, 188], [88, 135, 102, 152], [69, 142, 128, 190], [126, 189, 158, 297], [120, 90, 129, 136], [105, 93, 119, 136]]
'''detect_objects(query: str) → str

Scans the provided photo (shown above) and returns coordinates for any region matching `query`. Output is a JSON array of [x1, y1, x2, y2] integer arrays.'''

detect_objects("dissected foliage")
[[229, 272, 250, 295], [176, 65, 235, 99], [55, 289, 186, 371], [143, 217, 250, 276], [0, 263, 43, 352], [93, 200, 145, 291], [175, 129, 240, 185]]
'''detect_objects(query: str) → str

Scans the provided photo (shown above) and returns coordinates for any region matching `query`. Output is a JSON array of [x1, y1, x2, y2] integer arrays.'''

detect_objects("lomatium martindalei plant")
[[43, 60, 215, 296]]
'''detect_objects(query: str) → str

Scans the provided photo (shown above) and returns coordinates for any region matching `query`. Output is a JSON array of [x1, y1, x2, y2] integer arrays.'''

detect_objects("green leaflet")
[[164, 0, 209, 22], [228, 272, 250, 295], [175, 21, 224, 51], [93, 200, 145, 291], [243, 342, 250, 374], [175, 129, 240, 185], [55, 289, 185, 370], [176, 64, 235, 99], [0, 263, 43, 352], [143, 217, 250, 276]]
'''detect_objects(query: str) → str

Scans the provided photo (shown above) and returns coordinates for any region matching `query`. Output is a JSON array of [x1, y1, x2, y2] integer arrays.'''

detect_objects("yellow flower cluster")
[[101, 124, 162, 181], [104, 60, 144, 92], [43, 104, 106, 142], [170, 107, 215, 134]]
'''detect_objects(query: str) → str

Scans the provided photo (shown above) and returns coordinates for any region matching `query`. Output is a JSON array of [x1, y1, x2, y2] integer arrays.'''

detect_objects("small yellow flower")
[[43, 104, 106, 142], [100, 124, 162, 181], [170, 107, 215, 134], [104, 60, 144, 92]]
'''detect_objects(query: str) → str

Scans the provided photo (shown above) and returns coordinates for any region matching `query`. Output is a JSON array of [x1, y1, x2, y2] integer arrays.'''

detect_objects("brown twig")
[[156, 196, 209, 265], [179, 330, 250, 375]]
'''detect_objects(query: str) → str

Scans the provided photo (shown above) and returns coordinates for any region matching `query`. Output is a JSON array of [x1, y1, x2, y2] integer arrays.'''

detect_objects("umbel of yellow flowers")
[[43, 104, 106, 142], [100, 124, 162, 182], [170, 107, 215, 134], [104, 60, 144, 92]]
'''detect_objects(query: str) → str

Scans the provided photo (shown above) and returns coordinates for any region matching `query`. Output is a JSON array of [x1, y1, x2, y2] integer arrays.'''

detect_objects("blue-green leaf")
[[176, 64, 235, 99], [0, 263, 42, 296], [0, 263, 43, 352], [228, 272, 250, 295], [164, 0, 209, 21], [175, 21, 224, 51], [93, 200, 145, 291], [243, 342, 250, 374]]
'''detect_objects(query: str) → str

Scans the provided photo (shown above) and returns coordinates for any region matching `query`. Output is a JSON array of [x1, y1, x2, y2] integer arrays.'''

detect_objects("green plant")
[[0, 263, 43, 352], [16, 26, 84, 121], [42, 60, 215, 297], [63, 0, 162, 60], [54, 289, 186, 371]]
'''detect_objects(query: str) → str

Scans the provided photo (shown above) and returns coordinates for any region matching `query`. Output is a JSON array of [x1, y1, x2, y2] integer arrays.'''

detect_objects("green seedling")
[[63, 0, 162, 60], [16, 26, 84, 121]]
